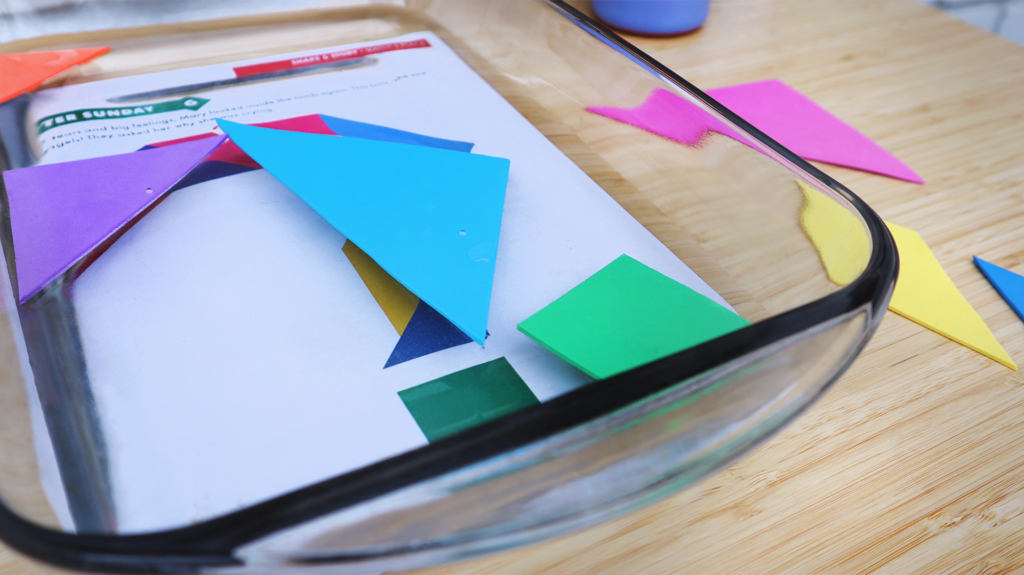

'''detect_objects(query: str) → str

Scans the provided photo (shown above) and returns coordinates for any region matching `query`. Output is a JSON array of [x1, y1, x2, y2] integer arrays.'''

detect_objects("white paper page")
[[26, 32, 734, 533]]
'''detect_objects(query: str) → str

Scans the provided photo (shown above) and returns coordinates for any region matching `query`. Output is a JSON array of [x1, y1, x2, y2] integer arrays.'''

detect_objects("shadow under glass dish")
[[0, 0, 895, 572]]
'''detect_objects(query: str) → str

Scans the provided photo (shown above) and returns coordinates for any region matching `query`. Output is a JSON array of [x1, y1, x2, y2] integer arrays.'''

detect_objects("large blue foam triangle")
[[975, 256, 1024, 323], [217, 119, 509, 345]]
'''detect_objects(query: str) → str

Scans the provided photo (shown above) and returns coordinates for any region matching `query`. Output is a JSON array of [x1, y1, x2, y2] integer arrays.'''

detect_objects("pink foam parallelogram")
[[588, 88, 746, 146], [588, 81, 923, 183]]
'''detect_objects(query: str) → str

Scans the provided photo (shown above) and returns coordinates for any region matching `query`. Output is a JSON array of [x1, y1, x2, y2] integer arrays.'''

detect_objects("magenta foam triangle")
[[3, 135, 227, 302], [705, 79, 924, 183]]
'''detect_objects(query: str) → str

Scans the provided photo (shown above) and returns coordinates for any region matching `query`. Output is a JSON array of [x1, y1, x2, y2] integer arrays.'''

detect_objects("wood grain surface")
[[403, 1, 1024, 574], [0, 0, 1022, 572]]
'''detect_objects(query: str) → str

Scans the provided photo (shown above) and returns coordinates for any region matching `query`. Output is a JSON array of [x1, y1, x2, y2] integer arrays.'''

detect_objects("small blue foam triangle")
[[975, 256, 1024, 323], [319, 115, 475, 152], [384, 300, 473, 368], [217, 119, 510, 345]]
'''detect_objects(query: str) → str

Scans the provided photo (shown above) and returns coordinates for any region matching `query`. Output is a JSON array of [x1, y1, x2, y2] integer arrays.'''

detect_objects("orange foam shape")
[[0, 47, 109, 105]]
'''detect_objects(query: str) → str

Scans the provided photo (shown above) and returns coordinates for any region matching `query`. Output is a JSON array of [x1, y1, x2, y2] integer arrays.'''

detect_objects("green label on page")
[[36, 97, 211, 134]]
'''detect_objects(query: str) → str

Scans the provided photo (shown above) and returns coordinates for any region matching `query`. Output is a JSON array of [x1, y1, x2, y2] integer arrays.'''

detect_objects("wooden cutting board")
[[407, 0, 1024, 573]]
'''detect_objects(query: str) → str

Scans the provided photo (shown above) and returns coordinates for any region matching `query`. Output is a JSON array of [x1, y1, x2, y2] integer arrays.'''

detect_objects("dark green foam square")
[[399, 357, 539, 442]]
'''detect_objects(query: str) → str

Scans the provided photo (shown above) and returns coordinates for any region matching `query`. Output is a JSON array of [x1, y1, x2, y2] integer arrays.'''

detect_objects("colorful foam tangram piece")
[[152, 114, 478, 363], [518, 254, 750, 379], [323, 121, 479, 364], [385, 302, 478, 368], [587, 88, 746, 147], [142, 114, 474, 190], [343, 240, 420, 334], [398, 357, 538, 442], [139, 115, 333, 189], [974, 257, 1024, 324], [218, 120, 510, 345], [886, 223, 1015, 370], [343, 241, 476, 367], [798, 181, 871, 286], [3, 135, 226, 302], [588, 81, 923, 183], [0, 47, 109, 105], [707, 80, 924, 183], [319, 115, 474, 152]]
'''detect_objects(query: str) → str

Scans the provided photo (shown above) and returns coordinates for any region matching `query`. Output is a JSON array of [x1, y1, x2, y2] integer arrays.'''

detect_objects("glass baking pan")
[[0, 0, 897, 572]]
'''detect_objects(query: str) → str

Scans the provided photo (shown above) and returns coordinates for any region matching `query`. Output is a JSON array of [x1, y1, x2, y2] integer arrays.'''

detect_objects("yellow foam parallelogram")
[[342, 240, 419, 335], [886, 222, 1016, 370], [798, 181, 871, 287]]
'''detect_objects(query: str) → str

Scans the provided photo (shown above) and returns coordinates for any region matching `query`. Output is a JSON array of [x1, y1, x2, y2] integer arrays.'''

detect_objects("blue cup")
[[592, 0, 711, 36]]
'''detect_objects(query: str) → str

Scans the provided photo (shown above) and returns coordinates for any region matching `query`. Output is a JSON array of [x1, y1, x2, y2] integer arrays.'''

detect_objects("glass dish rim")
[[0, 1, 899, 571]]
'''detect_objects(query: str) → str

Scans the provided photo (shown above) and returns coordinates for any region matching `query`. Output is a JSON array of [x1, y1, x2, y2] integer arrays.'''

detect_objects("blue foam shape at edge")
[[975, 256, 1024, 323], [320, 115, 475, 153]]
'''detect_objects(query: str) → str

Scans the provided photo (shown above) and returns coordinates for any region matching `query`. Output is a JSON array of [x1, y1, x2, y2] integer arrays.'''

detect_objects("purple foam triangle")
[[3, 135, 226, 302]]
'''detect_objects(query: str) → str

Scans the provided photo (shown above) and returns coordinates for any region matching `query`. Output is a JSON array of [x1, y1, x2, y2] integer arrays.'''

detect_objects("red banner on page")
[[233, 39, 431, 78]]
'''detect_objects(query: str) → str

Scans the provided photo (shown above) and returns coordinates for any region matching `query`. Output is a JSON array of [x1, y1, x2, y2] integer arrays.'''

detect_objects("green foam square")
[[517, 254, 749, 379], [398, 357, 539, 442]]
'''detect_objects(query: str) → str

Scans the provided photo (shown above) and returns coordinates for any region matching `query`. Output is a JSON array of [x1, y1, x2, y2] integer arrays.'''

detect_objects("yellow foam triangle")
[[886, 222, 1016, 370], [798, 181, 871, 286], [342, 240, 419, 335]]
